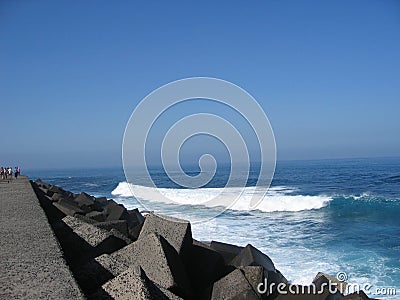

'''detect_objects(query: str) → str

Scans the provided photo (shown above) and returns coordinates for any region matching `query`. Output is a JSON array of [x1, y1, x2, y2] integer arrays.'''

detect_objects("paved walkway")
[[0, 176, 83, 299]]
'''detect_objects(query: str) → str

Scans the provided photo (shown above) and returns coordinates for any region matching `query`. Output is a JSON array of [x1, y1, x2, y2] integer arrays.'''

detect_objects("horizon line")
[[22, 155, 400, 172]]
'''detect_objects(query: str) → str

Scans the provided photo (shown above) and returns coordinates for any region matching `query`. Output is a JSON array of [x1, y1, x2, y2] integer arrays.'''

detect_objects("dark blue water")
[[26, 157, 400, 298]]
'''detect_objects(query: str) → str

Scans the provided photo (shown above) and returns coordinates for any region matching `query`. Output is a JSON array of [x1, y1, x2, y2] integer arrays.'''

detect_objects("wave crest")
[[111, 182, 332, 213]]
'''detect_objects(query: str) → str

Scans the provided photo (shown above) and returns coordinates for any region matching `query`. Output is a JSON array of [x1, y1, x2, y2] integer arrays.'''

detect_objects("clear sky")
[[1, 0, 399, 169]]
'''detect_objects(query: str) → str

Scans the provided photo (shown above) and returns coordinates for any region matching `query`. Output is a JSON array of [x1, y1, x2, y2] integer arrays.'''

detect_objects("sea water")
[[26, 157, 400, 298]]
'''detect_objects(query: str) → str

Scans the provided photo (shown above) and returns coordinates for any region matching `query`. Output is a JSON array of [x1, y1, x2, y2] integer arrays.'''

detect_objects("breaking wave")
[[111, 182, 332, 212]]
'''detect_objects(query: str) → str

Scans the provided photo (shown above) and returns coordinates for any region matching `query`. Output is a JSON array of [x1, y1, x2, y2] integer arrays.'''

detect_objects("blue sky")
[[1, 0, 399, 169]]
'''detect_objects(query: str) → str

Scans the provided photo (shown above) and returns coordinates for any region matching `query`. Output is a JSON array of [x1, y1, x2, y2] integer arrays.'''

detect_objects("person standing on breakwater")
[[0, 166, 20, 181], [0, 167, 11, 182]]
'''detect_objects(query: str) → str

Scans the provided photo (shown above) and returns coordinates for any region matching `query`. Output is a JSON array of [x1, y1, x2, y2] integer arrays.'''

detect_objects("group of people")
[[0, 166, 20, 180]]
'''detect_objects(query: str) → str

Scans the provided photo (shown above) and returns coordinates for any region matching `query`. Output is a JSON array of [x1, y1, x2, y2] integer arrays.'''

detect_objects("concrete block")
[[267, 269, 289, 294], [75, 214, 98, 224], [38, 186, 51, 197], [63, 216, 111, 247], [105, 203, 130, 222], [95, 220, 128, 236], [240, 266, 265, 298], [313, 272, 347, 295], [211, 268, 259, 300], [128, 222, 144, 241], [230, 244, 276, 272], [74, 258, 114, 294], [154, 283, 184, 300], [35, 178, 51, 189], [104, 205, 142, 230], [51, 192, 65, 202], [186, 240, 226, 292], [49, 185, 65, 194], [61, 216, 127, 262], [110, 229, 132, 245], [53, 199, 85, 216], [103, 200, 118, 214], [95, 254, 130, 277], [106, 242, 138, 275], [63, 216, 125, 248], [86, 211, 106, 222], [95, 197, 108, 205], [74, 192, 95, 208], [102, 266, 154, 300], [101, 266, 183, 300], [138, 213, 192, 260], [135, 233, 191, 295], [97, 233, 191, 297], [93, 197, 108, 211], [128, 208, 145, 226], [210, 240, 244, 264]]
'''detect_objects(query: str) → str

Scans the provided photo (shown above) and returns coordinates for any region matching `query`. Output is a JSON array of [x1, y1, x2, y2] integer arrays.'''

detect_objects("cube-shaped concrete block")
[[105, 204, 129, 222], [230, 244, 276, 272], [62, 216, 126, 255], [128, 208, 145, 226], [211, 268, 259, 300], [96, 233, 191, 296], [86, 211, 106, 222], [49, 185, 65, 194], [128, 222, 144, 241], [51, 192, 65, 202], [312, 272, 347, 295], [102, 266, 154, 300], [95, 254, 130, 277], [74, 257, 114, 294], [135, 233, 191, 294], [74, 192, 95, 208], [186, 240, 226, 292], [95, 220, 128, 236], [101, 266, 184, 300], [240, 266, 265, 298], [138, 213, 192, 260], [63, 216, 111, 247], [210, 240, 244, 264], [53, 199, 85, 216]]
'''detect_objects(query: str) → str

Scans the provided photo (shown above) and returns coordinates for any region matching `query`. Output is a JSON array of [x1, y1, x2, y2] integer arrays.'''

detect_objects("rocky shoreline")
[[31, 179, 375, 300]]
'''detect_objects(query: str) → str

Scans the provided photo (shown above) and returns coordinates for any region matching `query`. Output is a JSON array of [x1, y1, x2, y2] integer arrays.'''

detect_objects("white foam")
[[341, 192, 371, 200], [111, 182, 332, 213], [84, 183, 99, 187]]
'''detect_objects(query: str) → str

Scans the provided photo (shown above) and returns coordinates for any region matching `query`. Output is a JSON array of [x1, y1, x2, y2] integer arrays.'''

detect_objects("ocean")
[[26, 157, 400, 298]]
